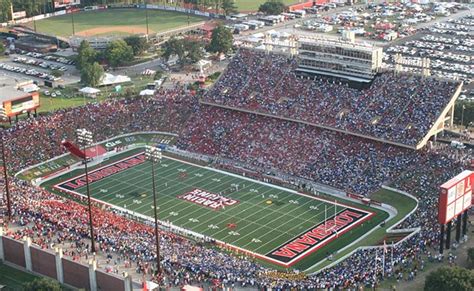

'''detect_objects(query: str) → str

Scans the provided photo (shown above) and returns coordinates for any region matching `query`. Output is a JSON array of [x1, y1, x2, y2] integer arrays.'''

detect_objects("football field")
[[45, 149, 386, 269]]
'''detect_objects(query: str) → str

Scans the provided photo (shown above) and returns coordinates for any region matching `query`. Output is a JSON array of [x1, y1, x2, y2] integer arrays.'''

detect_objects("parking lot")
[[0, 50, 80, 86], [384, 15, 473, 83]]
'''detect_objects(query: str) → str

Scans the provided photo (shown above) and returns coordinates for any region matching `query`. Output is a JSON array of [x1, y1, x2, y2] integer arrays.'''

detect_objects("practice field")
[[44, 149, 387, 270], [26, 9, 204, 37]]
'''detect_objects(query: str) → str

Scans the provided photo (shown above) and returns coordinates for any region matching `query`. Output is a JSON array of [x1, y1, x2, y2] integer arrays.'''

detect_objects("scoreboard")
[[438, 170, 473, 224], [0, 91, 40, 120]]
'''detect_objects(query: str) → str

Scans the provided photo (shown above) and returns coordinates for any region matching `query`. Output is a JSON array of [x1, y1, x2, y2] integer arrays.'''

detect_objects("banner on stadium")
[[61, 140, 86, 159], [54, 0, 81, 9], [12, 11, 26, 20]]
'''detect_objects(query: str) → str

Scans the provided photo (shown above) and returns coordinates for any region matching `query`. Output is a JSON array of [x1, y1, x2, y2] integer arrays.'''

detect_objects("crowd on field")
[[0, 48, 470, 289], [204, 49, 460, 146]]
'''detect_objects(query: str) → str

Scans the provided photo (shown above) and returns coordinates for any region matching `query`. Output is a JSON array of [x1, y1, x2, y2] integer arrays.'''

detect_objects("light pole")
[[461, 104, 465, 132], [71, 9, 76, 35], [76, 128, 96, 254], [145, 0, 149, 38], [145, 145, 162, 276]]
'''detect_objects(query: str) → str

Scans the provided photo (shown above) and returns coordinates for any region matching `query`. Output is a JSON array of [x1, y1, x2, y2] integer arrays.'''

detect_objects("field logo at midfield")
[[55, 153, 147, 191], [178, 188, 239, 210], [266, 208, 371, 264]]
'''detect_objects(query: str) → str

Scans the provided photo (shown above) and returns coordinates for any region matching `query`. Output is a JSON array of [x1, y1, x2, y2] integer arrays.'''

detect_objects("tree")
[[468, 248, 474, 269], [162, 37, 185, 63], [259, 0, 286, 15], [0, 0, 11, 23], [0, 42, 5, 55], [51, 69, 64, 78], [221, 0, 237, 16], [23, 277, 61, 291], [81, 62, 104, 87], [124, 35, 150, 56], [454, 101, 474, 128], [208, 25, 233, 55], [105, 39, 134, 67], [161, 37, 203, 64], [424, 266, 474, 291], [184, 40, 204, 64], [154, 70, 164, 80], [76, 40, 97, 70]]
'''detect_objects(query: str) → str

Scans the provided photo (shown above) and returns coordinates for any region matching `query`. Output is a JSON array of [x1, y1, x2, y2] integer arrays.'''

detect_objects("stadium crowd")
[[0, 50, 470, 288], [204, 49, 460, 146], [2, 87, 196, 173], [178, 106, 445, 195]]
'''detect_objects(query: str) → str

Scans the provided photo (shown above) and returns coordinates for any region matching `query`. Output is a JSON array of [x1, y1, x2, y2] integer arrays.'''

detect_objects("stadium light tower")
[[76, 128, 96, 254], [145, 145, 162, 275]]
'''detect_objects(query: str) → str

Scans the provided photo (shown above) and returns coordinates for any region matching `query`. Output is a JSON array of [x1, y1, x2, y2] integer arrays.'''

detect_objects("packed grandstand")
[[0, 48, 471, 289]]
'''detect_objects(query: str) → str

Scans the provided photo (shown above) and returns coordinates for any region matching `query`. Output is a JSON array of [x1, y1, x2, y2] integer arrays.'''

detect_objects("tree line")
[[77, 35, 148, 86]]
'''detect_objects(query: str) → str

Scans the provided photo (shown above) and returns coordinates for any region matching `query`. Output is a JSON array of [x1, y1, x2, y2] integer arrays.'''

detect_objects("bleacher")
[[202, 49, 463, 149]]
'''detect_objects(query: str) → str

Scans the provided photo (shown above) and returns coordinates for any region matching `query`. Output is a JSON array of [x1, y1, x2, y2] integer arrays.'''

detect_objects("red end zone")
[[53, 152, 147, 192], [216, 194, 374, 268]]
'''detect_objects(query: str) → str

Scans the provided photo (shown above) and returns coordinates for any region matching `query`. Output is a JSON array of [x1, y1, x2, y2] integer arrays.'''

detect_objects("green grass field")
[[236, 0, 302, 12], [0, 263, 38, 290], [28, 9, 204, 37], [43, 148, 387, 270]]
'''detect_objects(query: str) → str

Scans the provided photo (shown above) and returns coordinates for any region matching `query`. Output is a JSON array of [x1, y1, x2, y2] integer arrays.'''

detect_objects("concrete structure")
[[0, 227, 133, 291], [296, 36, 383, 83]]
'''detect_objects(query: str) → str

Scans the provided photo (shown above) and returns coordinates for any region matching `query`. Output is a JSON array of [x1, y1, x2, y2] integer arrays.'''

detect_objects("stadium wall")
[[0, 227, 133, 291]]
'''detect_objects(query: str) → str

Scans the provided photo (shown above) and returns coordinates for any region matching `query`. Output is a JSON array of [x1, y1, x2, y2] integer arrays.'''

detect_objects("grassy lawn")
[[39, 95, 91, 113], [27, 9, 204, 37], [37, 75, 157, 114], [305, 188, 417, 273], [0, 263, 38, 290], [42, 148, 386, 271], [236, 0, 302, 12]]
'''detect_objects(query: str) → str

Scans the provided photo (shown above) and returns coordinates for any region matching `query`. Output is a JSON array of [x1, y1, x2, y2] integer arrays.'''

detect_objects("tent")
[[99, 73, 131, 86], [194, 59, 212, 71], [139, 89, 155, 96], [79, 87, 100, 98]]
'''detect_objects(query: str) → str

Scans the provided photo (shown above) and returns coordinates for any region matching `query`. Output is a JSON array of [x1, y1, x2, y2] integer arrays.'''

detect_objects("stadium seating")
[[0, 56, 469, 289], [203, 49, 460, 147]]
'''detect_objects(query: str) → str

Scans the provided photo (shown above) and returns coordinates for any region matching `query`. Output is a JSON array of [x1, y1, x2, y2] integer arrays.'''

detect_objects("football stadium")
[[0, 1, 473, 291]]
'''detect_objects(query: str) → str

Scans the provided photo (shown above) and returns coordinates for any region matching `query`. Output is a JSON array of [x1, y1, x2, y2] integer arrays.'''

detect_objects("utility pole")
[[145, 0, 149, 38], [71, 9, 76, 35], [33, 0, 37, 32]]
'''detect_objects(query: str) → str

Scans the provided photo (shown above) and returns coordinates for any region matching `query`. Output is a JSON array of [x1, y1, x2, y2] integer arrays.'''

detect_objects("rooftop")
[[0, 86, 30, 102], [0, 75, 32, 103]]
